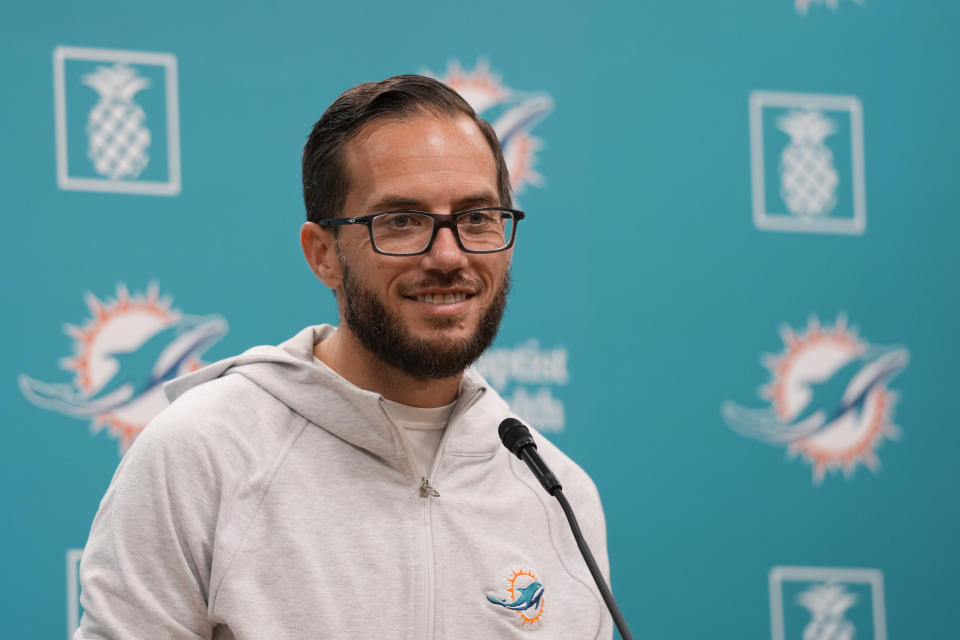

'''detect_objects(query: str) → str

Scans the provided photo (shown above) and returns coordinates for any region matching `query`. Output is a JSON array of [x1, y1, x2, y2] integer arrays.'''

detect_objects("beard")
[[338, 258, 510, 380]]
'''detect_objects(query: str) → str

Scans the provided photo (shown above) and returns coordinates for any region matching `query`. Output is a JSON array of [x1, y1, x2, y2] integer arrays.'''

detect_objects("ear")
[[300, 222, 342, 290]]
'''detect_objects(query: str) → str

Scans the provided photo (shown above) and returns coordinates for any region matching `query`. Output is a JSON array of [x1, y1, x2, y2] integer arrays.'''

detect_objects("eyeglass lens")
[[370, 210, 516, 254]]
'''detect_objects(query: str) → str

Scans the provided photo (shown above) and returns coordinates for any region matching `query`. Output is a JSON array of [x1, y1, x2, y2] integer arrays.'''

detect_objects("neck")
[[314, 325, 462, 408]]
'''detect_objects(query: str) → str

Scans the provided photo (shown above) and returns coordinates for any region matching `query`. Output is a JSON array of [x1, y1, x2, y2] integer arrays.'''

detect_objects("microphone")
[[498, 417, 562, 495], [498, 418, 634, 640]]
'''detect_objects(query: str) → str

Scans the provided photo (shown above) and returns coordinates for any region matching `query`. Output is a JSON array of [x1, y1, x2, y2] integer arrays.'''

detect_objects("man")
[[77, 75, 612, 639]]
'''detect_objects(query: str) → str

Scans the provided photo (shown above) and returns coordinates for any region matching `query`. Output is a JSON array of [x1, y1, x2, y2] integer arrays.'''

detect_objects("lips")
[[415, 292, 469, 304], [400, 276, 483, 307]]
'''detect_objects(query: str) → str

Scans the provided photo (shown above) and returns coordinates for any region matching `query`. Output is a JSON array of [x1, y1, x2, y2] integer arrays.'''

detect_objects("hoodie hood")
[[163, 325, 495, 473]]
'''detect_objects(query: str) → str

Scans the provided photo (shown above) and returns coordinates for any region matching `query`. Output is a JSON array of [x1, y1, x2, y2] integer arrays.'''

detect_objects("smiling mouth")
[[413, 292, 473, 304]]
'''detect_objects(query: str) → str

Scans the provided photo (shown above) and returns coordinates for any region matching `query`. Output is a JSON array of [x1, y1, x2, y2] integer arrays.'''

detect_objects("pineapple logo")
[[426, 60, 553, 198], [749, 91, 865, 234], [770, 566, 886, 640], [18, 283, 227, 453], [796, 0, 865, 15], [53, 47, 181, 195], [778, 110, 839, 218], [722, 315, 909, 483], [797, 582, 858, 640], [82, 63, 152, 180]]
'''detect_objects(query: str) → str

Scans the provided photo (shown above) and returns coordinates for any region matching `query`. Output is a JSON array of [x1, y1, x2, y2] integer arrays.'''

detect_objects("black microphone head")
[[498, 418, 536, 458]]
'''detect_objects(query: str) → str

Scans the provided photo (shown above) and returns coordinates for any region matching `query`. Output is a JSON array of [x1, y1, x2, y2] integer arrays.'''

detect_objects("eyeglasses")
[[318, 207, 525, 256]]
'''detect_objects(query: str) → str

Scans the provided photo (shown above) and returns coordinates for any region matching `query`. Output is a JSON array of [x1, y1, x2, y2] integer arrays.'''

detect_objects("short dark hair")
[[302, 74, 511, 225]]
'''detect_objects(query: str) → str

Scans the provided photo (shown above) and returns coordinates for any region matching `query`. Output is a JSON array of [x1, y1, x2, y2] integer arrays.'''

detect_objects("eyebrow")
[[368, 192, 499, 213]]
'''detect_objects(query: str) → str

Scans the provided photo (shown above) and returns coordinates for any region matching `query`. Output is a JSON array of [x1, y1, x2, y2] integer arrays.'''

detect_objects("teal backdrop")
[[3, 1, 958, 638]]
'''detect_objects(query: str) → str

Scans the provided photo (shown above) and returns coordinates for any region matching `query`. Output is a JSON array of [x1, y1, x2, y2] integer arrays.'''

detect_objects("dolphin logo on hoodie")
[[487, 581, 544, 611]]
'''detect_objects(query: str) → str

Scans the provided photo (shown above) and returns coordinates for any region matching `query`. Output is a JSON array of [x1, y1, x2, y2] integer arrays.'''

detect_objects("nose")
[[420, 226, 468, 272]]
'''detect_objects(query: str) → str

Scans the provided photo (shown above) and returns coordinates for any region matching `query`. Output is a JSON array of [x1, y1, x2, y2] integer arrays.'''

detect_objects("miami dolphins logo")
[[722, 314, 908, 483], [19, 283, 227, 452], [486, 569, 545, 626], [428, 60, 553, 197]]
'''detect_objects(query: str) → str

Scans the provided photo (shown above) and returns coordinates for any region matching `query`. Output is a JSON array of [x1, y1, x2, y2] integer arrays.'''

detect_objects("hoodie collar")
[[164, 325, 503, 473]]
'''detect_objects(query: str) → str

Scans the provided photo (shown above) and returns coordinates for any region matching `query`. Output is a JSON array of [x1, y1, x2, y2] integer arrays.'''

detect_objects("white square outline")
[[769, 565, 887, 640], [53, 46, 181, 196], [66, 548, 83, 639], [749, 91, 866, 235]]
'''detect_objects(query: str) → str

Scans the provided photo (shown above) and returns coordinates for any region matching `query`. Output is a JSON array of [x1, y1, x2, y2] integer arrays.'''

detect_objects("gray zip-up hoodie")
[[76, 325, 613, 639]]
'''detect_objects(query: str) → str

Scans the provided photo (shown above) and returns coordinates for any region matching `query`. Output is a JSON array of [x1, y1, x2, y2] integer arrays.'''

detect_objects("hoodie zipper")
[[420, 477, 440, 498], [420, 476, 439, 640], [415, 388, 479, 640], [379, 406, 439, 640], [379, 386, 485, 640]]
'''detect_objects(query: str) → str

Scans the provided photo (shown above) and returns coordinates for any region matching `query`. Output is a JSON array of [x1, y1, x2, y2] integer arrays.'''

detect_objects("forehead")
[[342, 112, 499, 211]]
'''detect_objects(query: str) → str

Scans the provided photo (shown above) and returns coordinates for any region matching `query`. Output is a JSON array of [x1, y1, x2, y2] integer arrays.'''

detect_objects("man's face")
[[334, 112, 512, 379]]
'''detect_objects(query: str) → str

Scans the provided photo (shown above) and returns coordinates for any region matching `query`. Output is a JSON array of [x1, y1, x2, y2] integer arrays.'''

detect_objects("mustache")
[[397, 273, 486, 296]]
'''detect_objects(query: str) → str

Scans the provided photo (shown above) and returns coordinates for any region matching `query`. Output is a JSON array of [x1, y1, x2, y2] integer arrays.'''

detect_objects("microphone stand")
[[552, 488, 633, 640], [508, 423, 635, 640]]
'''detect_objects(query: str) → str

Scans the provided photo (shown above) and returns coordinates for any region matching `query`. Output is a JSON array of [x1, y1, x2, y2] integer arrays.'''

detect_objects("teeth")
[[416, 292, 467, 304]]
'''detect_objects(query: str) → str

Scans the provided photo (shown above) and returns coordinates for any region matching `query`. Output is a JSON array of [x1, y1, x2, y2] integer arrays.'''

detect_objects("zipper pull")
[[420, 477, 440, 498]]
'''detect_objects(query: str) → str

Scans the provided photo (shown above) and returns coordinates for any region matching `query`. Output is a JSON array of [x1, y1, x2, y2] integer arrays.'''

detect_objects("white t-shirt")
[[381, 397, 455, 477]]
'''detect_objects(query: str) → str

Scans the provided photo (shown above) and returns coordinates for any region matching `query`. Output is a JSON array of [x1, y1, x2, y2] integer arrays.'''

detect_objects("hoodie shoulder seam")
[[208, 413, 310, 617]]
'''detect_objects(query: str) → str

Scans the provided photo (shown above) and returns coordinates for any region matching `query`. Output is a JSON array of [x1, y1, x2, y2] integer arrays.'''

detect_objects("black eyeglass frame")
[[317, 207, 526, 256]]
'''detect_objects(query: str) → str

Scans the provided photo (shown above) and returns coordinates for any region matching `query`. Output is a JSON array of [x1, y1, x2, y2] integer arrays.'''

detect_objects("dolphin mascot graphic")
[[491, 94, 553, 156], [722, 345, 909, 443], [487, 581, 544, 612], [19, 314, 227, 417]]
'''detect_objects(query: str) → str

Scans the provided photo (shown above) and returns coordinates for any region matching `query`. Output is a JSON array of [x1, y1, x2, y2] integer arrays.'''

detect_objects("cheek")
[[343, 246, 397, 285], [487, 256, 511, 285], [378, 263, 417, 296]]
